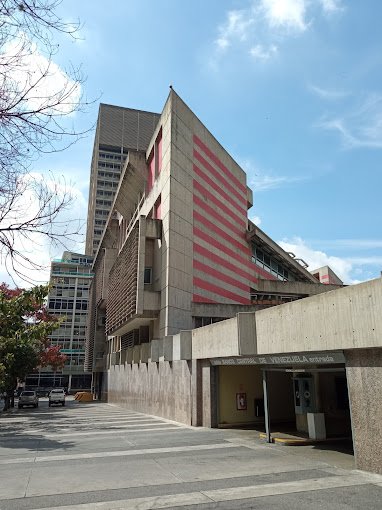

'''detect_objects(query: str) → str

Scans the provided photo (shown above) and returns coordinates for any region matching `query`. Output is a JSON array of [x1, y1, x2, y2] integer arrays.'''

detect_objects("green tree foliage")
[[0, 283, 65, 410]]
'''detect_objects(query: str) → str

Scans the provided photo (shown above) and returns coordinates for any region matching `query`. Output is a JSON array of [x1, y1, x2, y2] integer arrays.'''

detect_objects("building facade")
[[26, 251, 93, 393], [311, 265, 343, 285], [85, 90, 382, 475], [85, 104, 160, 256]]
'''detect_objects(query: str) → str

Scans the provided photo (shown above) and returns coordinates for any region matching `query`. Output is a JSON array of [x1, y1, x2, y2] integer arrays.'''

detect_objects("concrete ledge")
[[259, 432, 351, 446]]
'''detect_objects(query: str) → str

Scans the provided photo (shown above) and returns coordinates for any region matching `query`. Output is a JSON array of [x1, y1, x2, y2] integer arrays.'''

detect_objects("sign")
[[210, 351, 345, 366], [236, 392, 247, 410]]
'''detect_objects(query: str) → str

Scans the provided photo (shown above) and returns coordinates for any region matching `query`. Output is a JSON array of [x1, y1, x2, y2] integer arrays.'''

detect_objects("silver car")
[[18, 391, 39, 409]]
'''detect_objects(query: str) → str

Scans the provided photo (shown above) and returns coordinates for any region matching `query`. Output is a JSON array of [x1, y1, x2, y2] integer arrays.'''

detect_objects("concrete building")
[[26, 251, 93, 393], [85, 104, 160, 256], [85, 90, 382, 475], [84, 89, 336, 388], [311, 265, 343, 285]]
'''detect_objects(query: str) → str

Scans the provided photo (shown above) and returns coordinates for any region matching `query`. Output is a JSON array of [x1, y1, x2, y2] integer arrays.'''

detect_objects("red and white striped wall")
[[192, 134, 269, 305]]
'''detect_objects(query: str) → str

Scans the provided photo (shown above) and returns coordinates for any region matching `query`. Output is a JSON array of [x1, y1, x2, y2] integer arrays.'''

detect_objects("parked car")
[[49, 388, 66, 407], [18, 391, 39, 409]]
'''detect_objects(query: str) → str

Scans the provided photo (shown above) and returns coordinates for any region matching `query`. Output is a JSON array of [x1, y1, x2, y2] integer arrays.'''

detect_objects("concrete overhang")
[[192, 312, 257, 359], [109, 303, 160, 337], [246, 223, 318, 283], [255, 277, 382, 354], [114, 151, 148, 219], [255, 279, 342, 296]]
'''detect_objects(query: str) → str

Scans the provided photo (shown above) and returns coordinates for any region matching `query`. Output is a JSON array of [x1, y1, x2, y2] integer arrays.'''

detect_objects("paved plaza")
[[0, 398, 381, 509]]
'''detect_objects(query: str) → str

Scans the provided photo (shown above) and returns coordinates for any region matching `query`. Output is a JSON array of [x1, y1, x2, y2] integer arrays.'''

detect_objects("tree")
[[0, 282, 65, 410], [0, 1, 91, 283]]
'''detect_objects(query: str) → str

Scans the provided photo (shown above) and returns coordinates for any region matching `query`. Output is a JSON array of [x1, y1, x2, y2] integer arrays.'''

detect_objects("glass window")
[[144, 267, 152, 284]]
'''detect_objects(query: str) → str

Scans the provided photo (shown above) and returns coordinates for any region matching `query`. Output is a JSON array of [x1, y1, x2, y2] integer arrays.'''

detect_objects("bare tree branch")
[[0, 1, 94, 283]]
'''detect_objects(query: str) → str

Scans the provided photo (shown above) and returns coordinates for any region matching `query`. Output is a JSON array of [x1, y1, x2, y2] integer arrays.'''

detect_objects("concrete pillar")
[[346, 348, 382, 474], [191, 359, 202, 426], [201, 360, 218, 428]]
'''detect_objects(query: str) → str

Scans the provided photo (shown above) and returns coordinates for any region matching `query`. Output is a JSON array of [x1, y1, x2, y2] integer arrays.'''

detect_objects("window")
[[252, 242, 289, 281], [144, 267, 152, 284], [147, 150, 155, 194], [193, 317, 225, 328], [156, 128, 162, 175]]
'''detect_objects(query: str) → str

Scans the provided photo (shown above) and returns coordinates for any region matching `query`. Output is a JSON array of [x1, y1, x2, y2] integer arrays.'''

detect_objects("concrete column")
[[346, 348, 382, 474], [201, 360, 218, 428], [191, 359, 202, 426]]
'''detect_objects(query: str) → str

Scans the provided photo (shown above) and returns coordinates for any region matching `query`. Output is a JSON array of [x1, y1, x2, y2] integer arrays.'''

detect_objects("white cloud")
[[213, 0, 344, 65], [309, 84, 348, 100], [279, 237, 382, 285], [278, 237, 356, 283], [249, 214, 262, 225], [0, 170, 87, 288], [311, 239, 382, 250], [2, 33, 81, 115], [319, 0, 343, 13], [317, 94, 382, 149], [250, 44, 278, 60], [237, 157, 306, 192], [346, 256, 382, 266], [260, 0, 308, 32], [215, 9, 254, 52], [251, 174, 290, 191]]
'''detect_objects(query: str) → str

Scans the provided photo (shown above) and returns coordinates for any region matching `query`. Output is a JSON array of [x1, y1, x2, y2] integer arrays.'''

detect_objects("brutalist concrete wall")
[[106, 360, 192, 425], [346, 348, 382, 474], [256, 277, 382, 354]]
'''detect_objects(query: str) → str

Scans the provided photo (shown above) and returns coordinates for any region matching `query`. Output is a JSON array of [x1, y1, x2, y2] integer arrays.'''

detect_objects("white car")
[[48, 389, 66, 407]]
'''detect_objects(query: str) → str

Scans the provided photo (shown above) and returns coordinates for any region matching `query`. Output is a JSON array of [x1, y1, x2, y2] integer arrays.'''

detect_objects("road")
[[0, 397, 381, 509]]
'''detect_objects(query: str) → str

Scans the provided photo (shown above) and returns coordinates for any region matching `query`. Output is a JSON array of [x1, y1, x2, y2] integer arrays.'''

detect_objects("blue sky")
[[4, 0, 381, 285]]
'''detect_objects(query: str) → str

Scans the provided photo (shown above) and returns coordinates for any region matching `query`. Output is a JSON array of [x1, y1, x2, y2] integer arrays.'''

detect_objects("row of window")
[[52, 285, 89, 291], [52, 289, 89, 298], [99, 152, 123, 161], [98, 171, 120, 179], [95, 209, 110, 216], [97, 180, 118, 188], [70, 257, 93, 265], [51, 277, 91, 286], [251, 244, 290, 281], [97, 189, 114, 197], [96, 199, 112, 207], [193, 317, 225, 329], [50, 340, 85, 350], [250, 293, 299, 303], [98, 162, 121, 170], [51, 312, 88, 323], [48, 299, 88, 310], [95, 219, 107, 226], [51, 267, 92, 276], [64, 355, 85, 366], [51, 325, 86, 336]]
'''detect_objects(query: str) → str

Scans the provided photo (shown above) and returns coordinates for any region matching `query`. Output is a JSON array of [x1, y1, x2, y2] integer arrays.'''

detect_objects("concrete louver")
[[114, 151, 147, 220]]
